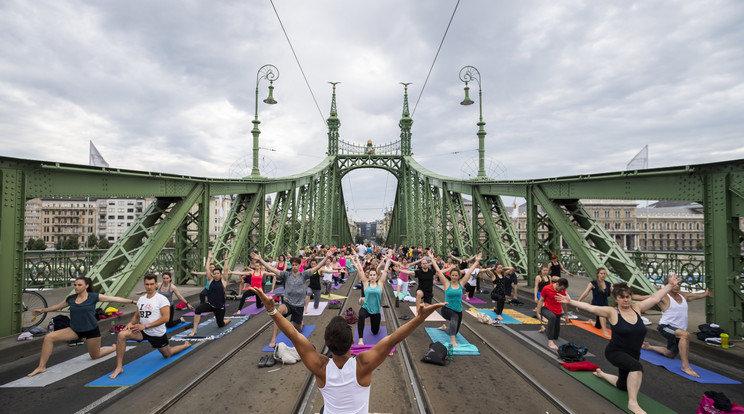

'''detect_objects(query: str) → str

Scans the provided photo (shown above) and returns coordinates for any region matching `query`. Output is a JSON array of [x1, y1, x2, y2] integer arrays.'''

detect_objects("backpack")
[[344, 307, 358, 324], [421, 342, 448, 365], [52, 315, 71, 331], [274, 343, 301, 365], [557, 342, 588, 362]]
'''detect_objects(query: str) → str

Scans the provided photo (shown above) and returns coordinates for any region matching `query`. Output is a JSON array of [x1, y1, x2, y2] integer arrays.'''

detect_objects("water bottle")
[[48, 320, 54, 332], [447, 344, 454, 361], [721, 333, 729, 349]]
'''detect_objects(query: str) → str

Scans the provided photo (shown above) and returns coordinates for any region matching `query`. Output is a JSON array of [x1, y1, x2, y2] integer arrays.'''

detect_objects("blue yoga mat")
[[425, 327, 479, 355], [127, 321, 192, 342], [262, 325, 316, 352], [640, 349, 741, 384], [86, 346, 195, 387], [475, 309, 521, 324]]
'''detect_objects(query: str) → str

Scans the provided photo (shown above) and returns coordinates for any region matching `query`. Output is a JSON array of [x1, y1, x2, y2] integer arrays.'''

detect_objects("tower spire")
[[399, 83, 413, 156], [327, 82, 341, 155]]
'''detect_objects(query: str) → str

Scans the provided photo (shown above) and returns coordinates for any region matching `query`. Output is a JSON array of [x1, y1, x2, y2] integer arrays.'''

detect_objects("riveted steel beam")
[[0, 168, 25, 336]]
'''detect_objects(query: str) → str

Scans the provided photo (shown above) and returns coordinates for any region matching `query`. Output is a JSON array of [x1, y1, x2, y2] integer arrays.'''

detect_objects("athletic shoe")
[[567, 312, 578, 319], [68, 339, 84, 347], [491, 320, 503, 327]]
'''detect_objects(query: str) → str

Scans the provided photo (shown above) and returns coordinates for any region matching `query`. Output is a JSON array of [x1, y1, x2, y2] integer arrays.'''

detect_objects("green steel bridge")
[[1, 85, 743, 339]]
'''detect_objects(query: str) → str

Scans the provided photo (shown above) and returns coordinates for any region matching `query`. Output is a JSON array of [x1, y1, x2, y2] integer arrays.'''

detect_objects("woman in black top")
[[557, 274, 680, 414], [188, 258, 231, 337], [304, 258, 322, 313], [549, 254, 574, 280]]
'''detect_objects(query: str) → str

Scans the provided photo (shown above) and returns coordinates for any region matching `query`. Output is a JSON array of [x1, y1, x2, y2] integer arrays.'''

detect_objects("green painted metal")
[[1, 168, 25, 336], [471, 188, 527, 275]]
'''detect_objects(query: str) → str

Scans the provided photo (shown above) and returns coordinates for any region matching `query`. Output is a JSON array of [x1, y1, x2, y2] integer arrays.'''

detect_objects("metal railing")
[[23, 248, 183, 288], [338, 139, 401, 156]]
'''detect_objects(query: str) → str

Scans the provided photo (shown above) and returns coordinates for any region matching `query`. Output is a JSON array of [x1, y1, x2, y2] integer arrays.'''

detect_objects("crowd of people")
[[25, 242, 712, 414]]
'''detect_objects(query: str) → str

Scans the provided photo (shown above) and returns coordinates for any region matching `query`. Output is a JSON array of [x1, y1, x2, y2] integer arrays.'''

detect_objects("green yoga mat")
[[561, 367, 677, 414]]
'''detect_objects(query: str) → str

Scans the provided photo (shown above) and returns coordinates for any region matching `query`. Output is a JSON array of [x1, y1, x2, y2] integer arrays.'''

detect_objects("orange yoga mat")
[[570, 319, 611, 339]]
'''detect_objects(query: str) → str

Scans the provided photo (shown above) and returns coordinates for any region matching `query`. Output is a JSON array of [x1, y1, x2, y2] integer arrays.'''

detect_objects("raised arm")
[[250, 287, 324, 377], [32, 299, 71, 316], [636, 274, 680, 313], [556, 293, 614, 319], [99, 294, 138, 305], [252, 252, 281, 275], [460, 253, 482, 283], [577, 282, 593, 303], [378, 253, 392, 284], [171, 285, 194, 310], [428, 252, 449, 285], [307, 251, 332, 274], [684, 288, 713, 302], [357, 302, 447, 383]]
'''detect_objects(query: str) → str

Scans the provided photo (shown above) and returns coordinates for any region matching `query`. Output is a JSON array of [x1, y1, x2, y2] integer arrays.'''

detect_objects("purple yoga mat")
[[233, 303, 265, 316], [353, 325, 388, 345], [463, 296, 487, 304], [350, 344, 396, 356]]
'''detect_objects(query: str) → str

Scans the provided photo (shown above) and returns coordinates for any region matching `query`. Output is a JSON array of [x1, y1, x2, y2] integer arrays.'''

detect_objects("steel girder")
[[471, 187, 527, 275], [174, 190, 209, 285], [0, 168, 26, 336], [88, 184, 204, 309], [440, 182, 473, 256], [532, 186, 655, 294], [704, 172, 744, 337], [265, 188, 291, 258], [211, 190, 265, 273]]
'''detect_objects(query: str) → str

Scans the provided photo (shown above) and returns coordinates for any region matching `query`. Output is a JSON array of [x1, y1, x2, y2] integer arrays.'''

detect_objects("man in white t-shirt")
[[465, 266, 480, 300], [109, 273, 191, 379]]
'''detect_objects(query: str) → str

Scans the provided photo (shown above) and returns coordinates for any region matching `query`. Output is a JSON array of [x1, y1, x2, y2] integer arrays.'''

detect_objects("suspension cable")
[[411, 0, 461, 117], [269, 0, 327, 127]]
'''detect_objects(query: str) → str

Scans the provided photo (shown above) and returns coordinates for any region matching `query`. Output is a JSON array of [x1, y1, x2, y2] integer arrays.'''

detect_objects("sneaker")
[[567, 312, 578, 319], [68, 339, 84, 347], [491, 320, 503, 327]]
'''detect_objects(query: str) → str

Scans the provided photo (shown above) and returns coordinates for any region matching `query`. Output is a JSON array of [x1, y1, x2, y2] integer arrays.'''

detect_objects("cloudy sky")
[[2, 1, 743, 221]]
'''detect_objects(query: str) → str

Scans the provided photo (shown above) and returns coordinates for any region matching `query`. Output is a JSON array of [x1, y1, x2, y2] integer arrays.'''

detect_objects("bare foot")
[[184, 341, 191, 347], [437, 324, 447, 331], [627, 400, 647, 414], [224, 318, 231, 324], [187, 330, 197, 337], [548, 341, 559, 350], [496, 316, 503, 321], [641, 341, 651, 350], [109, 367, 124, 379], [451, 342, 459, 347], [602, 330, 611, 338], [358, 339, 364, 345], [268, 341, 276, 348], [538, 326, 546, 334], [27, 367, 46, 377], [681, 366, 700, 378], [593, 368, 604, 378]]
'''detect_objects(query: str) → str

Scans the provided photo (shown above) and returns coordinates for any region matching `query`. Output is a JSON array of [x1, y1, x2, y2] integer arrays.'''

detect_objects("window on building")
[[666, 223, 670, 230], [604, 210, 610, 218], [615, 210, 620, 218], [625, 210, 631, 218], [673, 223, 678, 230], [696, 223, 700, 230], [625, 222, 631, 230], [117, 216, 124, 220], [681, 223, 685, 230], [651, 223, 655, 230], [604, 223, 610, 229], [127, 216, 134, 220], [615, 223, 620, 229], [593, 210, 599, 218], [127, 208, 134, 213]]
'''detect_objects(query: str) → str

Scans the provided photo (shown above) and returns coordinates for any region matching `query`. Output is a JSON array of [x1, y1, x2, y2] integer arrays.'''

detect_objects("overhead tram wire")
[[411, 0, 461, 117], [269, 0, 327, 127]]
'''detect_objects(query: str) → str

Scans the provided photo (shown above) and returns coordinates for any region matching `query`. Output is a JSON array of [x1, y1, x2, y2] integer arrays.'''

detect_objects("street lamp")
[[251, 64, 279, 177], [459, 65, 487, 179]]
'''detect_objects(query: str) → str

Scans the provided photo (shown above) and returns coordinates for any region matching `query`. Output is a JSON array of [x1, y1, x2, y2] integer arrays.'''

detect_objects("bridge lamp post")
[[251, 64, 279, 177], [459, 65, 487, 179]]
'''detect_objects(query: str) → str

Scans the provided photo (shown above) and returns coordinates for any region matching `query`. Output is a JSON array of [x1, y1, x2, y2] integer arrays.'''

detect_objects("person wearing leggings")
[[353, 253, 391, 345], [232, 263, 275, 312], [431, 251, 480, 346], [537, 278, 569, 350], [304, 258, 323, 313], [188, 257, 231, 337], [486, 263, 516, 322], [557, 275, 680, 414]]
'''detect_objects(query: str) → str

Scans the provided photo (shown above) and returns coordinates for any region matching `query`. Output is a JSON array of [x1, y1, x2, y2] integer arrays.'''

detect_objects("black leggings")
[[605, 344, 643, 391], [165, 304, 181, 328], [491, 292, 506, 315], [238, 289, 263, 310], [357, 308, 381, 340], [194, 303, 227, 327], [441, 307, 463, 336], [540, 307, 562, 340]]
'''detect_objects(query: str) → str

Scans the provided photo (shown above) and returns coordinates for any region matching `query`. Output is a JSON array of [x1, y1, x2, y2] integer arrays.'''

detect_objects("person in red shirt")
[[537, 278, 569, 350]]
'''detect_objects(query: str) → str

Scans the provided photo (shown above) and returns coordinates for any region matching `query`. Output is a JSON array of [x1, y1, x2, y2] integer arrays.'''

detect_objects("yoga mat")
[[242, 292, 276, 303], [304, 301, 328, 315], [424, 327, 479, 355], [171, 316, 247, 341], [409, 306, 446, 322], [472, 309, 521, 324], [463, 296, 487, 304], [86, 346, 196, 387], [353, 325, 388, 345], [570, 319, 611, 339], [561, 367, 675, 414], [502, 309, 542, 325], [521, 330, 596, 357], [127, 321, 193, 342], [1, 347, 135, 388], [321, 294, 347, 300], [515, 309, 571, 325], [350, 344, 396, 356], [262, 325, 316, 352], [639, 349, 741, 384], [183, 303, 229, 317], [233, 303, 265, 316]]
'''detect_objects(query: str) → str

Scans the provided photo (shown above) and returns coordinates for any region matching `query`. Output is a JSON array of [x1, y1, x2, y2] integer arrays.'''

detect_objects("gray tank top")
[[158, 284, 174, 305]]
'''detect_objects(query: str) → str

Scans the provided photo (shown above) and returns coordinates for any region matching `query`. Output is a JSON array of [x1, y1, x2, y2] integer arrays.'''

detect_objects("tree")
[[62, 235, 79, 250], [97, 238, 111, 249], [32, 238, 47, 250], [87, 234, 99, 248], [26, 238, 36, 250]]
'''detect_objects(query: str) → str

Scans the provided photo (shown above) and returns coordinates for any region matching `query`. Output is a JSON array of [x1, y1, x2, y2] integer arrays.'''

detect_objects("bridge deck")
[[1, 275, 742, 413]]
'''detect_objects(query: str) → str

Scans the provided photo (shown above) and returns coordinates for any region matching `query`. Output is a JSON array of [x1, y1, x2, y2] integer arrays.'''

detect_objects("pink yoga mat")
[[350, 344, 396, 356]]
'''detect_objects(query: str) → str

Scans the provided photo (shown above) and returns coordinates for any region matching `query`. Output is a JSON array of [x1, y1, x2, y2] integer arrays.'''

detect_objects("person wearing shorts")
[[27, 276, 137, 377], [254, 250, 332, 348], [109, 273, 191, 379]]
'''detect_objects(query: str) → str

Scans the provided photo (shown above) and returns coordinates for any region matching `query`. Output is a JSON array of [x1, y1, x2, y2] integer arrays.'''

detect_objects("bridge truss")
[[1, 86, 742, 337]]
